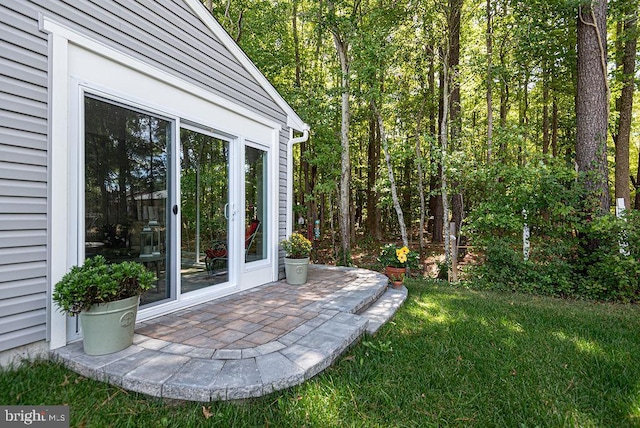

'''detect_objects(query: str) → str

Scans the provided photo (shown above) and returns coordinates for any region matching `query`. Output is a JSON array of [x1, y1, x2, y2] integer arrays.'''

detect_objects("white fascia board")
[[39, 16, 282, 132], [184, 0, 309, 133]]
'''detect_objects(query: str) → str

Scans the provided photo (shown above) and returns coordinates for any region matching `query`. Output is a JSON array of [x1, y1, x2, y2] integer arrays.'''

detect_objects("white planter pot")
[[80, 295, 140, 355], [284, 257, 310, 285]]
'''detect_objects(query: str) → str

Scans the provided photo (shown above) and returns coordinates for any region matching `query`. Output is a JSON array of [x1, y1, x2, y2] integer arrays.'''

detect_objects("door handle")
[[173, 205, 178, 215]]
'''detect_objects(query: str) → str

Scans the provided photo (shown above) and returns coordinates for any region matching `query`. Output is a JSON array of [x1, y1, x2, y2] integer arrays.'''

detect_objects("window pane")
[[245, 146, 267, 262], [180, 128, 229, 291], [84, 96, 170, 306]]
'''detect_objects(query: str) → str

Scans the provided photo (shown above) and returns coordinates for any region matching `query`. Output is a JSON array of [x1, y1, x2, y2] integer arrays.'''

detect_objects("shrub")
[[53, 256, 156, 315], [463, 161, 640, 303], [280, 233, 312, 259]]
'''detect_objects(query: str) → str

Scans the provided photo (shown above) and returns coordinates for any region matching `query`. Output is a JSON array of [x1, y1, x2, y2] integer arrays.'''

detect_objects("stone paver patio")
[[51, 265, 407, 401]]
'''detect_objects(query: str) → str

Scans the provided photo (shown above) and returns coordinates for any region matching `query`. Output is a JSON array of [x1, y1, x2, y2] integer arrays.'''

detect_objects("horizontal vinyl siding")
[[0, 215, 47, 231], [277, 129, 288, 275], [27, 0, 287, 125], [0, 3, 48, 352], [0, 325, 47, 354], [0, 292, 47, 317], [0, 230, 47, 248], [0, 310, 47, 338], [278, 128, 288, 239]]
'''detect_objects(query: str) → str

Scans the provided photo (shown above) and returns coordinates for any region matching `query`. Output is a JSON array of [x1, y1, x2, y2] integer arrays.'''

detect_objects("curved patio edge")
[[50, 265, 408, 402]]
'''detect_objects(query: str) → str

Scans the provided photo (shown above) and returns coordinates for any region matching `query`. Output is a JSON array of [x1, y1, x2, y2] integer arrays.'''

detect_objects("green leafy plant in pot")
[[53, 255, 155, 355], [280, 233, 312, 285]]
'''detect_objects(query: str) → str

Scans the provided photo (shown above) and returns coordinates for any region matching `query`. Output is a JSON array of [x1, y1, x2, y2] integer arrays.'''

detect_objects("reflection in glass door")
[[180, 128, 229, 293], [84, 96, 170, 307], [245, 146, 267, 263]]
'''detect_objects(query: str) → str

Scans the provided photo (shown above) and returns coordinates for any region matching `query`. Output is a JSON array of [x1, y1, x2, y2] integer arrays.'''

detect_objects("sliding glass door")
[[84, 96, 170, 306], [83, 95, 273, 309], [180, 128, 230, 293]]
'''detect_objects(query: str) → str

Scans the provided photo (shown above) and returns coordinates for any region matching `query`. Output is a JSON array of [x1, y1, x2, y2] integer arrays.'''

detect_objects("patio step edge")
[[360, 286, 408, 335], [48, 266, 404, 402]]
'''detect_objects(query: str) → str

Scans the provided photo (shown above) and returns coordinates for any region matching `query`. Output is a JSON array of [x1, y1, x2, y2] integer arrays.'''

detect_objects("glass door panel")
[[180, 128, 229, 293], [84, 96, 170, 307], [245, 146, 267, 263]]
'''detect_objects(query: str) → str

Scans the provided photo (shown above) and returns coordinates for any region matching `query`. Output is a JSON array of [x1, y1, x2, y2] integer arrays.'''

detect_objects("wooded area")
[[203, 0, 639, 268]]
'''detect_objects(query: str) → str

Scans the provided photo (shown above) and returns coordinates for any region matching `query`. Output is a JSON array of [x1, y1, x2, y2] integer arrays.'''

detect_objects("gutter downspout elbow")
[[289, 127, 309, 146]]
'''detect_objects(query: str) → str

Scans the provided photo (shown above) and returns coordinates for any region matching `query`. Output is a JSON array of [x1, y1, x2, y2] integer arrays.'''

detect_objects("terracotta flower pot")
[[385, 266, 406, 289]]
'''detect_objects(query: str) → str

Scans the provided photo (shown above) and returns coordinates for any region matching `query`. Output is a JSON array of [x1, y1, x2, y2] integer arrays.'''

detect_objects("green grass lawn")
[[2, 280, 639, 427]]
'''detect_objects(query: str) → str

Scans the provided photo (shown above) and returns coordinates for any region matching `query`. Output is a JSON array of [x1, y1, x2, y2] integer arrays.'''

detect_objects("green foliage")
[[377, 243, 419, 270], [471, 237, 576, 297], [574, 212, 640, 302], [464, 161, 640, 302], [207, 0, 638, 267], [53, 256, 156, 315], [280, 233, 312, 259]]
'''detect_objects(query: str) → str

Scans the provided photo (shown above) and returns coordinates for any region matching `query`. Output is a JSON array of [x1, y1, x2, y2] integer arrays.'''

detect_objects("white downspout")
[[286, 126, 310, 235]]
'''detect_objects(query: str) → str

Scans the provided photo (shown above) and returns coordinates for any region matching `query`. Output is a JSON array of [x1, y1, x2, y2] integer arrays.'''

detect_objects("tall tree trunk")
[[542, 66, 550, 155], [416, 97, 427, 252], [448, 0, 462, 150], [448, 0, 463, 245], [427, 44, 441, 244], [366, 113, 382, 238], [613, 11, 637, 210], [576, 0, 610, 215], [552, 97, 559, 157], [429, 165, 444, 243], [441, 50, 451, 267], [373, 101, 408, 246], [292, 0, 302, 88], [499, 40, 509, 156], [486, 0, 493, 163], [518, 69, 529, 166], [316, 0, 323, 60], [428, 45, 437, 139], [332, 32, 352, 264], [430, 66, 445, 243], [402, 154, 412, 229]]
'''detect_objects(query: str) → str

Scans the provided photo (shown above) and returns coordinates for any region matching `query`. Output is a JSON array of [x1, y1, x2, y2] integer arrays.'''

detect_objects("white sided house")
[[0, 0, 309, 365]]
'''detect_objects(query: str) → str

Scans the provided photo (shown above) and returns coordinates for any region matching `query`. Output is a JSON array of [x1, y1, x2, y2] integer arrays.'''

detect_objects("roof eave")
[[183, 0, 308, 132]]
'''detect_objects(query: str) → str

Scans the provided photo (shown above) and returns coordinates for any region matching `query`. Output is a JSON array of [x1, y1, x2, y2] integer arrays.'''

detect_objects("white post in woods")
[[616, 198, 630, 256], [522, 209, 530, 261], [449, 222, 458, 282], [616, 197, 626, 217]]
